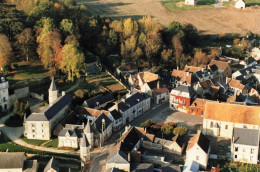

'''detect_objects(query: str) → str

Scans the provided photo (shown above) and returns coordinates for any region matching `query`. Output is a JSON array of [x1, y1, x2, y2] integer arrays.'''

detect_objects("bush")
[[173, 126, 188, 136], [140, 119, 155, 129], [5, 115, 23, 127]]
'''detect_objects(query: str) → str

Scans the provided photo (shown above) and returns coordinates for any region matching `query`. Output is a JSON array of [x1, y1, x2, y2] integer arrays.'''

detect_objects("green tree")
[[140, 119, 155, 129], [60, 43, 85, 81], [60, 19, 76, 36], [161, 123, 174, 135], [18, 28, 36, 61], [13, 99, 20, 115], [18, 101, 25, 117], [24, 102, 30, 117], [173, 126, 188, 136]]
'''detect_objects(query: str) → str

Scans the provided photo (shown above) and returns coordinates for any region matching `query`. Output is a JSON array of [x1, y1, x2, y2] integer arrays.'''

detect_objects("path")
[[0, 112, 78, 155]]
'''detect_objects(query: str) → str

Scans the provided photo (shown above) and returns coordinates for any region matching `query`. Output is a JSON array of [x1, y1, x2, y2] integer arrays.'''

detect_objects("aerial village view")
[[0, 0, 260, 171]]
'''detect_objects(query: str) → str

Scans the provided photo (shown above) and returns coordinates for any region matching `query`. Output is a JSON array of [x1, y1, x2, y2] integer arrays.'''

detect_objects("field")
[[78, 0, 260, 35]]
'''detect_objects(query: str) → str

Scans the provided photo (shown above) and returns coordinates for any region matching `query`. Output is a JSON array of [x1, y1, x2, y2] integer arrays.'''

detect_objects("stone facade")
[[0, 76, 9, 112]]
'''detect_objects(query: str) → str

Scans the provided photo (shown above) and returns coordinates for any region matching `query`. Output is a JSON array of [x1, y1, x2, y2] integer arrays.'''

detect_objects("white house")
[[106, 151, 130, 172], [186, 131, 210, 170], [235, 0, 245, 9], [231, 128, 259, 164], [251, 47, 260, 60], [128, 71, 159, 88], [0, 76, 9, 112], [108, 109, 123, 131], [185, 0, 197, 5], [24, 78, 72, 140], [203, 102, 260, 138]]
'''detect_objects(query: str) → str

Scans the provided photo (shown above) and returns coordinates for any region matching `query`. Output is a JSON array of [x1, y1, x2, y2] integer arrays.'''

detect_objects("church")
[[24, 78, 72, 140]]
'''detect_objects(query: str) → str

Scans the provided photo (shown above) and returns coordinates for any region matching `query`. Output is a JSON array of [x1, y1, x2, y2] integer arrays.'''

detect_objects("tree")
[[173, 126, 188, 136], [24, 101, 31, 117], [193, 49, 209, 67], [161, 123, 174, 135], [13, 99, 20, 115], [140, 119, 155, 129], [60, 19, 76, 36], [60, 43, 85, 81], [172, 36, 183, 68], [0, 34, 13, 69], [18, 101, 25, 117], [18, 28, 36, 61]]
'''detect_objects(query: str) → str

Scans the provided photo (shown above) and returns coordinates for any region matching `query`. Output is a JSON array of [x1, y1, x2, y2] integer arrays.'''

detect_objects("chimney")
[[62, 91, 66, 96], [177, 66, 179, 70], [197, 129, 201, 134], [128, 153, 131, 162], [102, 118, 106, 133], [125, 125, 129, 132], [115, 102, 119, 111], [157, 81, 160, 89]]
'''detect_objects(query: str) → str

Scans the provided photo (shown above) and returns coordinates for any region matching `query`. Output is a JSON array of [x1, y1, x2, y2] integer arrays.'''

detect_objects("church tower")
[[49, 77, 59, 106], [84, 119, 94, 149], [80, 134, 90, 167]]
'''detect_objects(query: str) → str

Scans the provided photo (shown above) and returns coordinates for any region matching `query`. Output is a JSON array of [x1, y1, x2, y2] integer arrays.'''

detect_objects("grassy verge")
[[44, 138, 58, 148], [21, 137, 47, 146]]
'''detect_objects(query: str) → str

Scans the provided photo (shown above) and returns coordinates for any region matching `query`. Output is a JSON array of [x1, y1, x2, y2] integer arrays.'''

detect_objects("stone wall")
[[14, 87, 29, 99], [30, 92, 44, 101]]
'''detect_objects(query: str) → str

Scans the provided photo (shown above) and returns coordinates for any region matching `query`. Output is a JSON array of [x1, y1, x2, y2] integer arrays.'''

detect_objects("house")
[[184, 66, 203, 74], [109, 109, 123, 131], [170, 85, 196, 112], [251, 47, 260, 60], [231, 128, 259, 164], [203, 102, 260, 138], [0, 76, 9, 111], [196, 80, 220, 98], [0, 152, 38, 172], [194, 68, 214, 82], [235, 0, 245, 9], [82, 94, 114, 109], [141, 80, 169, 104], [186, 131, 210, 170], [226, 78, 248, 96], [170, 135, 185, 155], [209, 59, 232, 78], [171, 69, 195, 87], [80, 134, 91, 166], [130, 163, 154, 172], [44, 157, 59, 172], [86, 62, 102, 75], [188, 98, 215, 116], [116, 62, 138, 78], [128, 72, 159, 88], [24, 78, 72, 140], [232, 64, 260, 85], [185, 0, 197, 5], [109, 92, 150, 125], [106, 151, 130, 172]]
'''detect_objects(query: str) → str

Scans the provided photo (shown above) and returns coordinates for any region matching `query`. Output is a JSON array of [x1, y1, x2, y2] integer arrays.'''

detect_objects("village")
[[0, 40, 260, 172]]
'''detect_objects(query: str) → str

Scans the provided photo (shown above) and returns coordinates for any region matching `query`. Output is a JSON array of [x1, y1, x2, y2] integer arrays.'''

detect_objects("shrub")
[[173, 126, 188, 136], [140, 119, 155, 129], [161, 123, 174, 135]]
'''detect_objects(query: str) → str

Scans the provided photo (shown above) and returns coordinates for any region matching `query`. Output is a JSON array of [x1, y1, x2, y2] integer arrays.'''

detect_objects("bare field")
[[78, 0, 260, 35]]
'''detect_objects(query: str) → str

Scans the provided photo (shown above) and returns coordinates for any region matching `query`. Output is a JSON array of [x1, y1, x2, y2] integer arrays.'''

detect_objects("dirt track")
[[78, 0, 260, 35]]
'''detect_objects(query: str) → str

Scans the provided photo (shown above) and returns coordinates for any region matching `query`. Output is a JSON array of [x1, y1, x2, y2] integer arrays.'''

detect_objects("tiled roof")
[[187, 131, 210, 153], [190, 98, 215, 109], [233, 128, 259, 146], [184, 66, 202, 73], [210, 59, 230, 71], [44, 157, 59, 172], [152, 87, 169, 95], [106, 150, 129, 164], [200, 80, 220, 93], [204, 102, 260, 125], [171, 69, 193, 85], [0, 152, 24, 169], [81, 107, 110, 117], [227, 78, 245, 90], [140, 72, 159, 83]]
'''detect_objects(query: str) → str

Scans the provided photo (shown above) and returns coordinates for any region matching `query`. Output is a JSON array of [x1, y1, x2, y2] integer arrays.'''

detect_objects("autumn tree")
[[161, 49, 174, 68], [172, 36, 184, 69], [161, 123, 174, 136], [140, 119, 155, 129], [173, 126, 188, 136], [192, 49, 209, 67], [60, 43, 85, 81], [18, 28, 36, 61], [0, 34, 13, 69], [60, 19, 76, 36]]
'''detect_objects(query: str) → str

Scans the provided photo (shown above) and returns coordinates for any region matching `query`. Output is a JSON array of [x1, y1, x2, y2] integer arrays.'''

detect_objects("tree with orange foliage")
[[0, 34, 13, 70]]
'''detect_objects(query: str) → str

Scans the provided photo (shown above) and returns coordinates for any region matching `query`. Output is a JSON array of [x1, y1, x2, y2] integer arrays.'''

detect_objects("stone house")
[[170, 85, 196, 112], [80, 134, 91, 166], [128, 71, 159, 88], [209, 59, 232, 78], [226, 78, 248, 96], [185, 0, 197, 5], [141, 80, 169, 104], [184, 66, 203, 74], [0, 152, 38, 172], [0, 76, 9, 112], [108, 109, 123, 131], [194, 68, 214, 83], [109, 92, 150, 125], [231, 128, 259, 164], [44, 157, 59, 172], [188, 98, 215, 116], [116, 62, 138, 78], [82, 94, 114, 110], [235, 0, 245, 9], [106, 150, 130, 172], [186, 131, 210, 170], [171, 69, 195, 87], [195, 80, 220, 98], [24, 79, 72, 140], [203, 102, 260, 138]]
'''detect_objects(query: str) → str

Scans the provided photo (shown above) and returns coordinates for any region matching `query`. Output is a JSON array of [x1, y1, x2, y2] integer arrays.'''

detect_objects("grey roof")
[[92, 113, 112, 133], [172, 85, 195, 95], [110, 109, 122, 120], [209, 64, 218, 72], [131, 163, 154, 172], [26, 113, 48, 121], [23, 160, 38, 172], [85, 94, 114, 108], [107, 150, 129, 164], [233, 128, 259, 146], [49, 78, 57, 91], [44, 157, 59, 172], [118, 92, 147, 112], [195, 69, 213, 79], [197, 132, 210, 153], [58, 129, 78, 138], [161, 165, 181, 172], [147, 79, 160, 89], [80, 134, 90, 147], [0, 152, 24, 169]]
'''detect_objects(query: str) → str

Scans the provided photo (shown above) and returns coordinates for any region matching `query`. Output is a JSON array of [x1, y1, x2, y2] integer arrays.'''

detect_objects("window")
[[243, 149, 246, 152], [210, 122, 213, 128], [196, 156, 199, 160], [225, 125, 228, 129], [235, 155, 237, 159], [243, 125, 247, 128], [250, 156, 254, 160], [251, 148, 254, 154], [235, 147, 238, 152], [32, 129, 35, 133]]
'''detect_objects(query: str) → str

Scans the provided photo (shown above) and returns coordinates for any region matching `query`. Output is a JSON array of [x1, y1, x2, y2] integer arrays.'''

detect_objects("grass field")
[[44, 138, 58, 148], [21, 137, 47, 146], [79, 0, 260, 35]]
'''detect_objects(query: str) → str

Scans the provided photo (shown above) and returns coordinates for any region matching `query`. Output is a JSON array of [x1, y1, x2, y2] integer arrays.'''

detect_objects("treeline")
[[0, 0, 214, 81]]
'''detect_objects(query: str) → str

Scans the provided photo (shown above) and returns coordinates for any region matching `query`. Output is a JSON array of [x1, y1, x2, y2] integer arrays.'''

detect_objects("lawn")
[[44, 138, 58, 148], [21, 137, 47, 146], [160, 0, 216, 11]]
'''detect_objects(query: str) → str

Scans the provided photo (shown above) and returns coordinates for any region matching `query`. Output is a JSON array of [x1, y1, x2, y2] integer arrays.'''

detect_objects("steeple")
[[80, 134, 89, 148], [49, 77, 57, 91], [84, 119, 92, 133]]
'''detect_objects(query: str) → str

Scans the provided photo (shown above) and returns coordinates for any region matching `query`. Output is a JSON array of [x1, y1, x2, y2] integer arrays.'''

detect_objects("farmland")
[[78, 0, 260, 35]]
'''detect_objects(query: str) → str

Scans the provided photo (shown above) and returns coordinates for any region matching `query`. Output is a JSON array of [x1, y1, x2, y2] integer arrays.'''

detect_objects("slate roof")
[[58, 128, 78, 137], [187, 131, 210, 153], [118, 92, 147, 112], [171, 85, 195, 97], [44, 157, 59, 172], [107, 150, 129, 164], [26, 113, 48, 121], [195, 69, 213, 79], [161, 165, 181, 172], [110, 109, 122, 120], [209, 64, 218, 72], [172, 135, 185, 148], [204, 102, 260, 125], [49, 78, 57, 91], [130, 163, 154, 172], [0, 152, 24, 169], [233, 128, 259, 146], [92, 113, 112, 133], [85, 94, 114, 108], [118, 127, 141, 152]]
